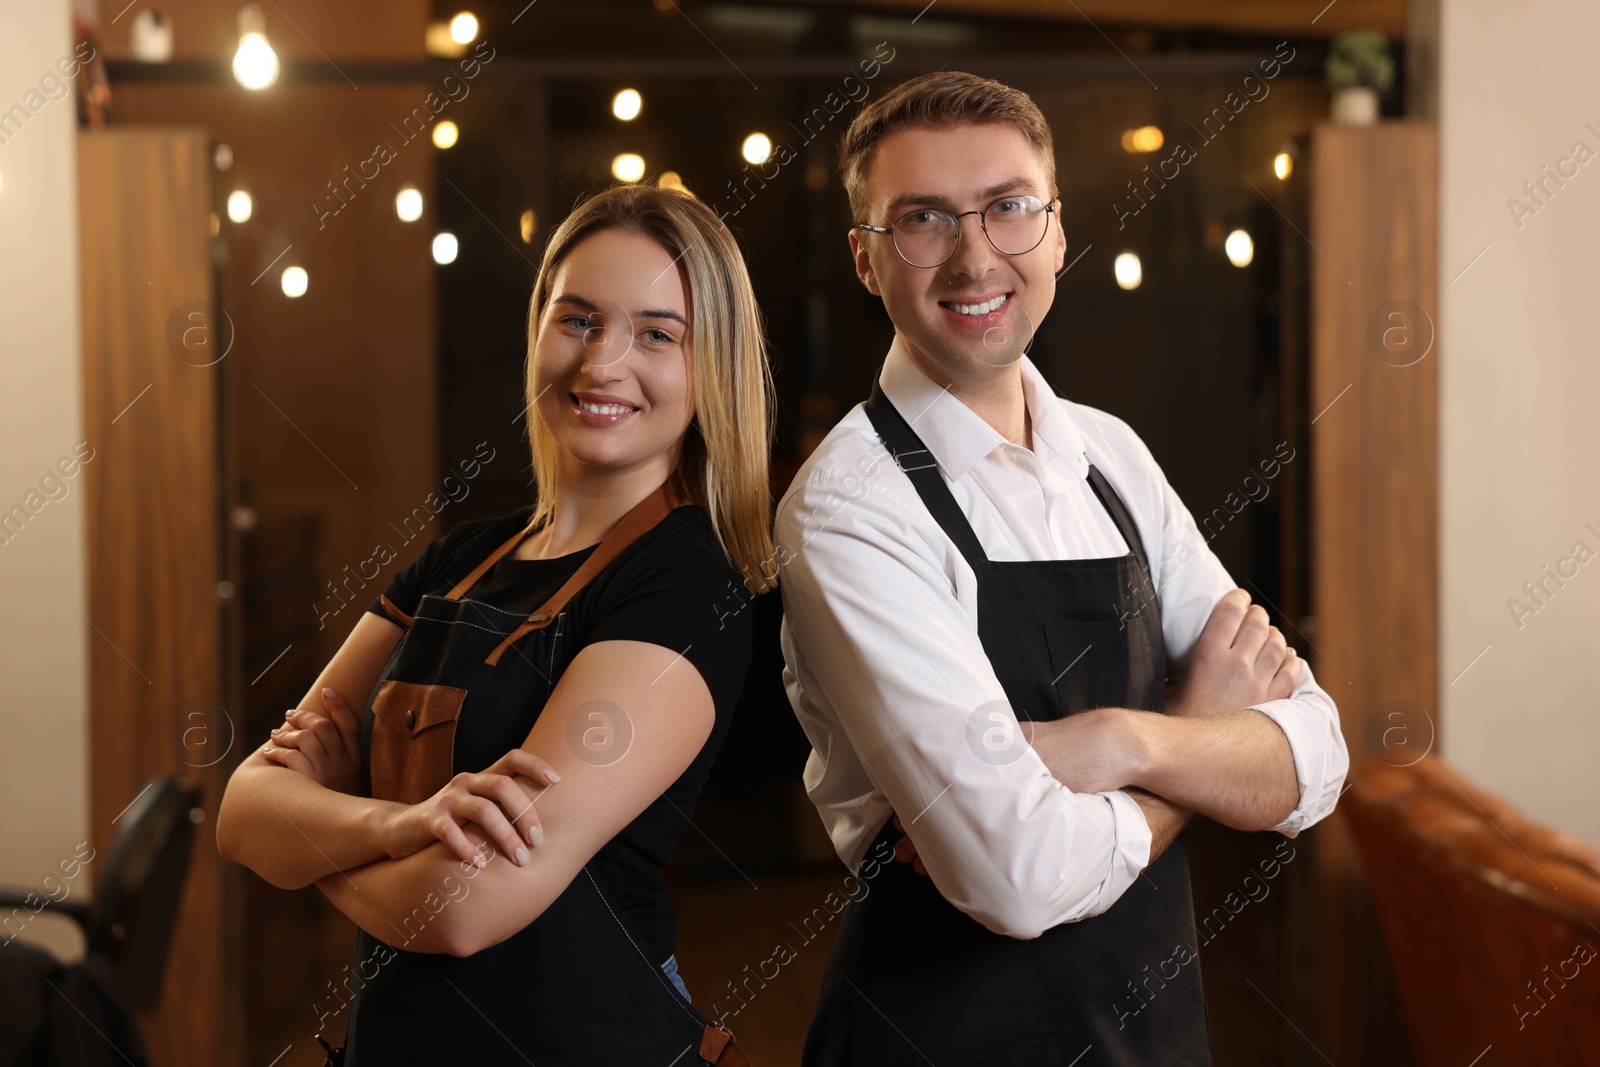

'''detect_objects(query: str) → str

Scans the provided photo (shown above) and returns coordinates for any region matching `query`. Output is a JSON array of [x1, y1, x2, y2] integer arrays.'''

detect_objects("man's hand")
[[1167, 588, 1300, 718]]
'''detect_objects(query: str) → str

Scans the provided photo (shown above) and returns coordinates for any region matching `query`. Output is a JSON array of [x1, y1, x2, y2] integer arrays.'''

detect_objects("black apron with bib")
[[331, 481, 751, 1067], [802, 384, 1210, 1067]]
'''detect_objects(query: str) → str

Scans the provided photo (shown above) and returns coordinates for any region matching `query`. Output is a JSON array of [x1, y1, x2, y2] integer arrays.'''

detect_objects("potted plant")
[[1326, 30, 1394, 126]]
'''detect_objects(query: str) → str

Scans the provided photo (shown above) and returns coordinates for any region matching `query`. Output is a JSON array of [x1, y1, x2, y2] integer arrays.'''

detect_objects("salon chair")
[[0, 775, 202, 1066]]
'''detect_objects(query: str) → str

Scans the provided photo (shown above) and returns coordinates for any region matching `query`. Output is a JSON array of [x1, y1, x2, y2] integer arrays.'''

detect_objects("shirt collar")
[[877, 335, 1090, 481]]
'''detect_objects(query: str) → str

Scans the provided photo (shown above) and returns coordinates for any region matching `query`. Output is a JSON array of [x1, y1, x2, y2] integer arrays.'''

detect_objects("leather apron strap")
[[465, 476, 692, 666]]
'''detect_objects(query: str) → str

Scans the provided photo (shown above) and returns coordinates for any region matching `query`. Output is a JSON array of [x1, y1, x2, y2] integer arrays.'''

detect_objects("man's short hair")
[[838, 70, 1057, 221]]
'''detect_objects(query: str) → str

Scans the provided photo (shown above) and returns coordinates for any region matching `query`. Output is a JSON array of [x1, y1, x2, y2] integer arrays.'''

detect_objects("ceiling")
[[770, 0, 1407, 38]]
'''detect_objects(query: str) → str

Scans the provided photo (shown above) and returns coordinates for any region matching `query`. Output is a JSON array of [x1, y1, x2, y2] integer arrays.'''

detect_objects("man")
[[776, 71, 1348, 1065]]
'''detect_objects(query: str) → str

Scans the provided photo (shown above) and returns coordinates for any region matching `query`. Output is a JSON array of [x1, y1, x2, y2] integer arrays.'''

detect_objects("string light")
[[395, 185, 423, 222], [612, 153, 646, 182], [1114, 251, 1142, 290], [1120, 126, 1164, 153], [449, 12, 478, 44], [613, 89, 642, 121], [432, 232, 459, 265], [232, 3, 279, 90], [1225, 229, 1254, 267], [742, 133, 772, 165]]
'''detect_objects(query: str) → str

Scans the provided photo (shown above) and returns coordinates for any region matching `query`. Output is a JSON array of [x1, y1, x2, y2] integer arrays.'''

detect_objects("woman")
[[216, 183, 773, 1066]]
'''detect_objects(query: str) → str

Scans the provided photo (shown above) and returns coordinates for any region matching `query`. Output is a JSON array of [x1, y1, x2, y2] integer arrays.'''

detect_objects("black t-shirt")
[[364, 503, 755, 962]]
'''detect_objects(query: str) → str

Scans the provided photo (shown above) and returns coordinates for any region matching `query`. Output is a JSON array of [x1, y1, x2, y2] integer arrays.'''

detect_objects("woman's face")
[[532, 228, 695, 481]]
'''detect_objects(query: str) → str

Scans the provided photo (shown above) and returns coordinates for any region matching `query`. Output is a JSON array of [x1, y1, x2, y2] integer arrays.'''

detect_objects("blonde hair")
[[839, 71, 1056, 220], [523, 183, 777, 592]]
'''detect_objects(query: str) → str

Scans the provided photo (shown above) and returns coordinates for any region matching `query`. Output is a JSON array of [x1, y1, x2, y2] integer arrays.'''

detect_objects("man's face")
[[849, 123, 1065, 387]]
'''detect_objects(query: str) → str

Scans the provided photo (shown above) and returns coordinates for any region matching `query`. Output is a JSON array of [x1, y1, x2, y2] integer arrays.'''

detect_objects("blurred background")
[[4, 1, 1599, 1065]]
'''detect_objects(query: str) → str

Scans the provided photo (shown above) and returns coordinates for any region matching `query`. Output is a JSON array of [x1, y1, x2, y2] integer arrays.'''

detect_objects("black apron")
[[802, 383, 1210, 1067], [330, 480, 751, 1067]]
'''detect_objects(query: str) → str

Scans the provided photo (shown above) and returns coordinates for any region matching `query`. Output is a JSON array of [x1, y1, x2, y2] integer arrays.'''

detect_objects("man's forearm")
[[1126, 709, 1299, 831], [1125, 788, 1193, 861]]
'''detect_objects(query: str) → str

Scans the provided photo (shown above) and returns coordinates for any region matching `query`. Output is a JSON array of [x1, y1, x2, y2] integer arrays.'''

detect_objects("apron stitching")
[[408, 614, 524, 638], [444, 601, 531, 617], [545, 614, 563, 683], [461, 599, 555, 683], [581, 867, 704, 1026]]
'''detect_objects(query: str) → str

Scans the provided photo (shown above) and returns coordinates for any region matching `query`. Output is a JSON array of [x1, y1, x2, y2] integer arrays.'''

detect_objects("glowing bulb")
[[1114, 251, 1142, 291], [281, 265, 308, 298], [1225, 229, 1254, 268], [226, 190, 252, 223], [612, 153, 646, 183], [395, 185, 424, 222], [1274, 151, 1294, 180], [232, 33, 278, 90], [613, 89, 642, 121], [449, 12, 478, 44], [432, 232, 459, 265], [432, 121, 459, 149], [232, 4, 278, 90], [658, 171, 691, 196], [742, 133, 772, 165], [1120, 126, 1164, 154], [519, 209, 537, 243]]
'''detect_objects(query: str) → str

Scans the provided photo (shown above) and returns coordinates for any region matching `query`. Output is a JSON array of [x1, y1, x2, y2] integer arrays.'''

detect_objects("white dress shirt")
[[776, 337, 1349, 940]]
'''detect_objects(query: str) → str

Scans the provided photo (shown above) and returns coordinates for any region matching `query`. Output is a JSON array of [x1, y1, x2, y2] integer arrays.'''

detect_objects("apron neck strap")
[[482, 473, 691, 666], [863, 378, 990, 567], [864, 377, 1151, 578]]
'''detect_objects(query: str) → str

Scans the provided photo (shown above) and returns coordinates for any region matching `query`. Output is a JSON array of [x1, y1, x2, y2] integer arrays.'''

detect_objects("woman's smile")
[[571, 391, 643, 426]]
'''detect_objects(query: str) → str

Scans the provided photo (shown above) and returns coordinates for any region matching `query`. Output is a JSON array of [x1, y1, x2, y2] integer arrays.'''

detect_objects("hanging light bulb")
[[281, 265, 308, 298], [742, 133, 772, 165], [226, 190, 252, 223], [449, 12, 479, 44], [613, 89, 642, 121], [1225, 229, 1254, 268], [432, 232, 459, 265], [1114, 251, 1143, 290], [232, 3, 280, 91], [1120, 126, 1164, 154], [395, 185, 424, 222], [611, 153, 646, 183]]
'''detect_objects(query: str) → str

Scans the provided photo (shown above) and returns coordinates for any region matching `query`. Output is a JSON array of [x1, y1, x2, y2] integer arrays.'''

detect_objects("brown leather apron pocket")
[[369, 680, 467, 804]]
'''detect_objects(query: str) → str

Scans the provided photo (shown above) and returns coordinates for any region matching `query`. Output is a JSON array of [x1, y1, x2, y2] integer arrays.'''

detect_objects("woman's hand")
[[377, 748, 563, 868], [261, 686, 364, 794], [1167, 589, 1301, 717]]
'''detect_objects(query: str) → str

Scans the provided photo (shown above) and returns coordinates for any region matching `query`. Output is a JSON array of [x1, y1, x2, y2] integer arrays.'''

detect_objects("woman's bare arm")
[[215, 612, 407, 890], [315, 639, 717, 957]]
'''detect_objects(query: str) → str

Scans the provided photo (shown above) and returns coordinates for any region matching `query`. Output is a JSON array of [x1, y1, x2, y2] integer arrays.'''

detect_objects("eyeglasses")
[[855, 193, 1058, 269]]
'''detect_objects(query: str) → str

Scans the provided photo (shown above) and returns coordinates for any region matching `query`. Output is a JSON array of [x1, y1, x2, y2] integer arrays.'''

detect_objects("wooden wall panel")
[[79, 127, 234, 1065], [1306, 120, 1440, 1066]]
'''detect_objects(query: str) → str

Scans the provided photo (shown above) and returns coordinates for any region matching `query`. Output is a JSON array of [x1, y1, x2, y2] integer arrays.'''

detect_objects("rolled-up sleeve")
[[1093, 409, 1350, 839], [778, 468, 1154, 940], [1248, 666, 1349, 835]]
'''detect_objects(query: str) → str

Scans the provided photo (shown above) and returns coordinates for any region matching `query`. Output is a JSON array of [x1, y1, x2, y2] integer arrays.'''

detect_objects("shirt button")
[[404, 709, 416, 730]]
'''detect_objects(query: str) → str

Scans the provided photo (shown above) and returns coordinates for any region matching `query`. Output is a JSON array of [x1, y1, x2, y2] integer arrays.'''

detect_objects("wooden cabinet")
[[79, 128, 353, 1067]]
